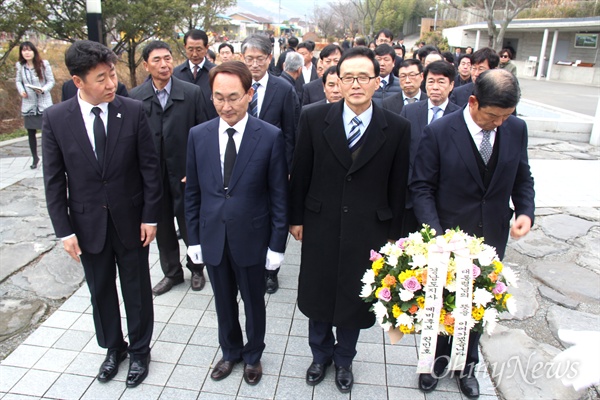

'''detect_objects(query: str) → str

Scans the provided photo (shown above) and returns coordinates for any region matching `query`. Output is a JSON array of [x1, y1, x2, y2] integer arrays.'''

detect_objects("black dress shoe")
[[191, 270, 205, 291], [458, 374, 480, 398], [126, 355, 150, 388], [334, 364, 353, 393], [97, 347, 128, 382], [30, 158, 39, 169], [418, 373, 439, 392], [265, 272, 278, 294], [306, 360, 332, 386], [243, 362, 262, 385], [211, 358, 239, 381], [152, 276, 184, 296]]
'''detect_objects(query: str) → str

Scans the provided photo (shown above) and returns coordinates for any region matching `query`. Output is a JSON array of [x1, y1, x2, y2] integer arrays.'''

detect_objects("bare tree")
[[0, 0, 35, 70], [313, 4, 339, 38], [349, 0, 386, 37], [179, 0, 237, 33], [448, 0, 536, 50]]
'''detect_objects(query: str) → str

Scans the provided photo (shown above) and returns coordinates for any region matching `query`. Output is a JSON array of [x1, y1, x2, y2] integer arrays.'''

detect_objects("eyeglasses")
[[186, 47, 206, 54], [340, 75, 377, 85], [244, 56, 268, 65], [500, 54, 509, 58], [471, 66, 489, 73], [211, 94, 247, 105], [399, 72, 422, 80]]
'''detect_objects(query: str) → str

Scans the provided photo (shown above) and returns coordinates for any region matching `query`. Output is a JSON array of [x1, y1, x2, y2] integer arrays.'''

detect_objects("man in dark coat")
[[129, 41, 208, 295], [382, 59, 427, 114], [289, 47, 410, 394], [172, 29, 218, 119], [301, 44, 342, 106], [411, 69, 534, 398], [43, 40, 161, 388]]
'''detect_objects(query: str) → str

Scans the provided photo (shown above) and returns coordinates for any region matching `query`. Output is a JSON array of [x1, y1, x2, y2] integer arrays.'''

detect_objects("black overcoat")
[[290, 101, 411, 329]]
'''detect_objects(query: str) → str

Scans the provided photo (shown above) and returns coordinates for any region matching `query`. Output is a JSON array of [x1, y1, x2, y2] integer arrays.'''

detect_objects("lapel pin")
[[116, 113, 122, 118]]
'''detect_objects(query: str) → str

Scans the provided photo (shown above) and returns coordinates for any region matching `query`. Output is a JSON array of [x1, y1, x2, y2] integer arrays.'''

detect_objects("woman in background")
[[15, 41, 54, 169]]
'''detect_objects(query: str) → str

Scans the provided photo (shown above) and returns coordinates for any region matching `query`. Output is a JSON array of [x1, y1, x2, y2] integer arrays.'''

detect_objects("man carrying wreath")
[[411, 68, 535, 398]]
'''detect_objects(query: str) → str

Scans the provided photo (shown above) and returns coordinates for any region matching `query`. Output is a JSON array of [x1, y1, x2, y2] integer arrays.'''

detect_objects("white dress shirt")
[[463, 106, 496, 148], [342, 102, 374, 139], [252, 73, 269, 117], [218, 114, 248, 179], [77, 92, 109, 156], [428, 98, 449, 124]]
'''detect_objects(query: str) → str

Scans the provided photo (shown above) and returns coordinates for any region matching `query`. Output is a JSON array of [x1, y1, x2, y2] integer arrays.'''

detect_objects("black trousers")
[[206, 241, 266, 365], [431, 332, 482, 376], [156, 171, 202, 279], [80, 217, 153, 358], [308, 319, 361, 368]]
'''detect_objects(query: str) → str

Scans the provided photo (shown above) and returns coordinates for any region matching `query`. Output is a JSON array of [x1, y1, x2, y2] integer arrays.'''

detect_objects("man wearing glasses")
[[241, 34, 300, 294], [173, 29, 218, 120], [382, 59, 427, 114], [450, 47, 500, 107], [185, 61, 288, 386], [289, 47, 410, 393]]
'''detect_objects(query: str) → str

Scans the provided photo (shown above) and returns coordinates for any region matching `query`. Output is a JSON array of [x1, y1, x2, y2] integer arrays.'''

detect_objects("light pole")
[[86, 0, 105, 44]]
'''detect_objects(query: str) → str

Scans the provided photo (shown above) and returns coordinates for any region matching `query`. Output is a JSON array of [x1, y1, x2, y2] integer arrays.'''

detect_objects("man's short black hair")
[[354, 37, 367, 46], [297, 42, 311, 52], [375, 28, 393, 40], [218, 43, 234, 54], [322, 66, 338, 84], [374, 43, 396, 59], [441, 51, 454, 64], [399, 58, 423, 73], [473, 69, 520, 109], [305, 40, 316, 52], [417, 45, 440, 62], [184, 29, 209, 47], [472, 47, 500, 69], [424, 60, 456, 82], [287, 36, 299, 49], [336, 46, 380, 77], [320, 44, 343, 60], [142, 40, 171, 62], [458, 54, 473, 64], [65, 40, 118, 79]]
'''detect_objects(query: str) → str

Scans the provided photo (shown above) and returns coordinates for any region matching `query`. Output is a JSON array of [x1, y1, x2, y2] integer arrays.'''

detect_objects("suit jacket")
[[296, 64, 318, 96], [185, 116, 289, 267], [400, 100, 461, 180], [280, 71, 301, 99], [61, 79, 128, 101], [382, 91, 428, 114], [257, 74, 300, 170], [42, 95, 162, 254], [301, 78, 325, 106], [449, 82, 473, 107], [129, 76, 207, 215], [290, 101, 411, 329], [173, 60, 218, 119], [410, 109, 535, 259], [372, 74, 403, 106]]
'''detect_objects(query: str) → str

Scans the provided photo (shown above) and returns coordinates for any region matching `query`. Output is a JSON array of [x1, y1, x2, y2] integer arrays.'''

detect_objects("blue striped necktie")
[[347, 116, 362, 152], [430, 106, 441, 123], [249, 82, 260, 117]]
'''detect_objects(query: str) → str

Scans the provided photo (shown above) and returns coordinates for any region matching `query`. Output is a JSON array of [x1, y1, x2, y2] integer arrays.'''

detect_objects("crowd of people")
[[19, 27, 534, 398]]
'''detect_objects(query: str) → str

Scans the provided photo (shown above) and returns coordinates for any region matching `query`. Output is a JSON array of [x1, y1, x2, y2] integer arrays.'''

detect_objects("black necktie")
[[91, 107, 106, 168], [223, 128, 236, 188]]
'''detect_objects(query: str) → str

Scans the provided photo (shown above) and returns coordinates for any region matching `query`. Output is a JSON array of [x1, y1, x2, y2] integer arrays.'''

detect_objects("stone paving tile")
[[154, 304, 177, 323], [33, 348, 79, 373], [274, 376, 313, 399], [165, 364, 208, 392], [200, 367, 242, 396], [63, 351, 105, 377], [69, 313, 95, 333], [178, 344, 218, 368], [40, 310, 80, 330], [263, 333, 289, 355], [237, 373, 278, 399], [9, 369, 59, 397], [385, 342, 419, 366], [354, 359, 387, 386], [80, 378, 126, 399], [150, 341, 186, 364], [140, 360, 176, 387], [59, 295, 91, 314], [22, 326, 65, 348], [53, 330, 95, 352], [169, 307, 204, 327], [0, 365, 28, 392], [119, 383, 164, 400], [159, 386, 200, 400], [2, 344, 48, 368], [44, 373, 94, 400], [188, 326, 220, 348], [157, 323, 195, 344]]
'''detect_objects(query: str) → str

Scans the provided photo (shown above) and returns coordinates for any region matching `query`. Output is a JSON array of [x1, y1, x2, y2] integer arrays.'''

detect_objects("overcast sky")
[[232, 0, 320, 22]]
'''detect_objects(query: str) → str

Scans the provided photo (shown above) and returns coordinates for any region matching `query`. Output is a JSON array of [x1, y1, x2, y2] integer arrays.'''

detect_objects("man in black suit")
[[185, 61, 288, 386], [382, 59, 427, 114], [301, 44, 342, 106], [129, 41, 208, 295], [302, 66, 343, 113], [411, 69, 535, 398], [273, 36, 298, 76], [399, 60, 460, 236], [372, 44, 402, 106], [173, 29, 218, 119], [296, 42, 318, 91], [455, 54, 473, 87], [374, 28, 402, 76], [241, 34, 299, 294], [43, 40, 161, 388], [290, 47, 410, 394], [450, 47, 499, 107]]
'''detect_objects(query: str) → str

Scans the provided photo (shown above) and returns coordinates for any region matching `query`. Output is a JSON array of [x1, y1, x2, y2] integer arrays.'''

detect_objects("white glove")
[[265, 248, 284, 271], [187, 245, 203, 264], [553, 330, 600, 391]]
